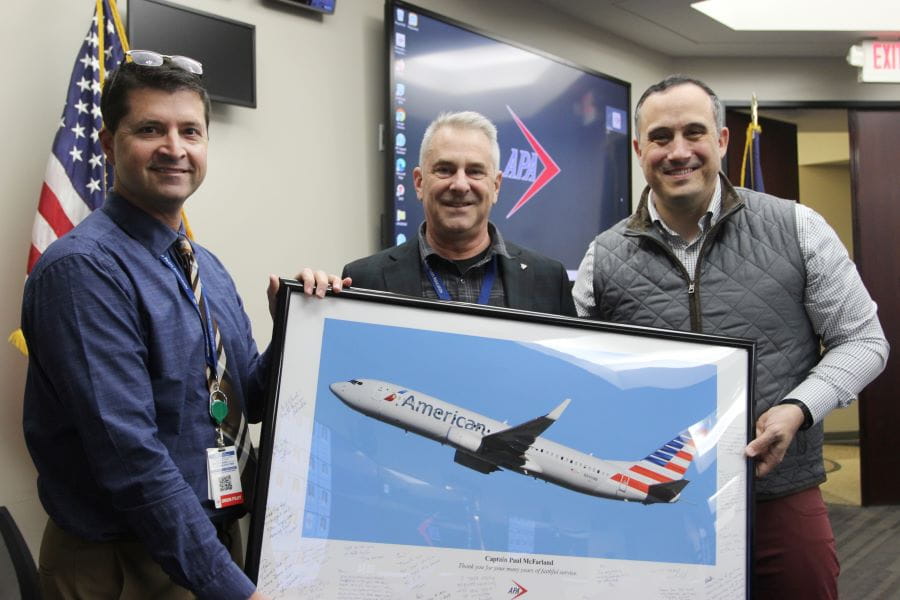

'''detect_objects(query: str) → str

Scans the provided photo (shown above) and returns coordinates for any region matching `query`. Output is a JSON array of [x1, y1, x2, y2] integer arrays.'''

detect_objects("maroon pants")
[[754, 486, 839, 600]]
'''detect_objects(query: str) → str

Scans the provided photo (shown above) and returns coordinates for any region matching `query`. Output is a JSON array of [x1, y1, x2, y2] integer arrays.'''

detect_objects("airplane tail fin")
[[641, 431, 697, 477], [610, 430, 697, 503]]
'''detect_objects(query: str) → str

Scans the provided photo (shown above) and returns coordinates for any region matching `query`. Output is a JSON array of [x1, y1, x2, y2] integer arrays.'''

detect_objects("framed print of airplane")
[[246, 282, 755, 599]]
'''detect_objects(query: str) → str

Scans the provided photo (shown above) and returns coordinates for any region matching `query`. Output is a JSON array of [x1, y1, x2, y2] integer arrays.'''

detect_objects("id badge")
[[207, 446, 244, 508]]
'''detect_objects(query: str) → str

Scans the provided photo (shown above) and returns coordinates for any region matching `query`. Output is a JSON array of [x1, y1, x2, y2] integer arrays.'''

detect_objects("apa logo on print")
[[507, 580, 528, 599]]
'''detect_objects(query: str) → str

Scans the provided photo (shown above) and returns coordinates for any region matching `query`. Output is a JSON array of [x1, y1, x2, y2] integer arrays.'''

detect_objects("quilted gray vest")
[[589, 178, 823, 499]]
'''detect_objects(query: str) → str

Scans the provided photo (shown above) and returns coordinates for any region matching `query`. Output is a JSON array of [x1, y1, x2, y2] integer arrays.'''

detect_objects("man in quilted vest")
[[573, 75, 888, 599]]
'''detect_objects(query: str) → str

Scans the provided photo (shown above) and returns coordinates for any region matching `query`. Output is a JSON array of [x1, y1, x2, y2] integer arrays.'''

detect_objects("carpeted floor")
[[829, 503, 900, 599], [820, 444, 900, 599]]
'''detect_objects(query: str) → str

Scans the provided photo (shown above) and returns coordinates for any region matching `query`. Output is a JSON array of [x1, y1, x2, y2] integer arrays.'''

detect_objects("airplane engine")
[[445, 426, 483, 453]]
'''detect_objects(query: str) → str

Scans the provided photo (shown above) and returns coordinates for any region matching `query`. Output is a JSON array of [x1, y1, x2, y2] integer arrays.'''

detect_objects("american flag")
[[9, 0, 127, 354], [29, 0, 127, 274]]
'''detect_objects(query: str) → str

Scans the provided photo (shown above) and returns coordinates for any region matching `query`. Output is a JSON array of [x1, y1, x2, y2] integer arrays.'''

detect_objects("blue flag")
[[739, 122, 764, 193]]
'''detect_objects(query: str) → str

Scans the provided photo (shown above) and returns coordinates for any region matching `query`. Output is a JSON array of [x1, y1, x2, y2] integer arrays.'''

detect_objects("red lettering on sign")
[[872, 42, 900, 70]]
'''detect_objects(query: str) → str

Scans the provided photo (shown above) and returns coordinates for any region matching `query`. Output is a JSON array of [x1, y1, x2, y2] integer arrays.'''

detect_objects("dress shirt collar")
[[101, 192, 184, 257], [417, 221, 512, 264], [647, 178, 723, 241]]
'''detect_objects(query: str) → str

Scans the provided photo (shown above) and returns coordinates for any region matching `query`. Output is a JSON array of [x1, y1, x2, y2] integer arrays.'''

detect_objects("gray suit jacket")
[[342, 239, 576, 317]]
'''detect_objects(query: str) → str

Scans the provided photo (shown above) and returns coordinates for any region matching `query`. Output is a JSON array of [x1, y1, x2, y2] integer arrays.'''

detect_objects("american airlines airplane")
[[329, 379, 697, 504]]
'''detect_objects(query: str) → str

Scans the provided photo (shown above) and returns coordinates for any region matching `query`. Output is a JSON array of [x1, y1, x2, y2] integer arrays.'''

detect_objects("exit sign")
[[848, 41, 900, 83]]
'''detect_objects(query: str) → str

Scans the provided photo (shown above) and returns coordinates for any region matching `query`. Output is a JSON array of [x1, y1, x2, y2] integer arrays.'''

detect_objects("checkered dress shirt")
[[417, 222, 510, 306]]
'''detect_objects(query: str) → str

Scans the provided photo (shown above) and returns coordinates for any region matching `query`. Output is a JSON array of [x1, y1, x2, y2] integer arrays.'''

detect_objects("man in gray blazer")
[[344, 111, 575, 317]]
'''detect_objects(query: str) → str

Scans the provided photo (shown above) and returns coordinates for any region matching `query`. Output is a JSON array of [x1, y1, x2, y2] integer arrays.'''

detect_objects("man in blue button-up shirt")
[[22, 55, 344, 600]]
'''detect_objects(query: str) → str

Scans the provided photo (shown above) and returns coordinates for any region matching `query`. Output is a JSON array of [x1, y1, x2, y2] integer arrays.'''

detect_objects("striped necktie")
[[175, 236, 257, 506]]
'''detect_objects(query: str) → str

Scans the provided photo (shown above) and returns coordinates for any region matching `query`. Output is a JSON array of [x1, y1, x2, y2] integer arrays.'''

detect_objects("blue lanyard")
[[160, 253, 219, 376], [424, 254, 497, 305]]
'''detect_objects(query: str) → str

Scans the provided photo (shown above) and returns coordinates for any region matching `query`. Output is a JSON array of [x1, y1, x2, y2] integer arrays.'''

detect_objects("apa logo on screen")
[[502, 149, 538, 183], [503, 106, 561, 219], [507, 580, 529, 599]]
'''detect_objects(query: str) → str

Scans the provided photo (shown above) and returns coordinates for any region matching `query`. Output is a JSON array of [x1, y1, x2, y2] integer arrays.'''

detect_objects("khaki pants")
[[38, 518, 243, 600]]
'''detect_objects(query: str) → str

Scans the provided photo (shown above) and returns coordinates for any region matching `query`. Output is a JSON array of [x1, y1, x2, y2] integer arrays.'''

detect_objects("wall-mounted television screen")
[[272, 0, 336, 14], [385, 0, 631, 277], [127, 0, 256, 108]]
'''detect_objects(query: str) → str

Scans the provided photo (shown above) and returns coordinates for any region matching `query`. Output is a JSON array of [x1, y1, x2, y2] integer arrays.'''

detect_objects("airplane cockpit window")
[[349, 379, 363, 385]]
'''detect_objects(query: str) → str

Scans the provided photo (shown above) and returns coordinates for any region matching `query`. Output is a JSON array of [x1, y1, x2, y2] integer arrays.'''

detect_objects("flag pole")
[[751, 93, 759, 127]]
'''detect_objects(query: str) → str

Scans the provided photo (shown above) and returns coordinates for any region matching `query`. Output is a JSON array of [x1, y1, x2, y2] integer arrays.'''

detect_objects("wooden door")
[[849, 110, 900, 506]]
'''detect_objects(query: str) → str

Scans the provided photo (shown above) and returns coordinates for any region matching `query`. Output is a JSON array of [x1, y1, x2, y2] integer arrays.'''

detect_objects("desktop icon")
[[396, 233, 407, 244], [395, 32, 406, 49], [396, 209, 407, 222], [408, 13, 418, 27], [396, 157, 406, 173], [395, 8, 405, 22], [396, 82, 406, 97], [396, 107, 406, 123], [606, 106, 627, 134], [395, 59, 406, 74], [396, 183, 405, 197], [396, 133, 406, 147]]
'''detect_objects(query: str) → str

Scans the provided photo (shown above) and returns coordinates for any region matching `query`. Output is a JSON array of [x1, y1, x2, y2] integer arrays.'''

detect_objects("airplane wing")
[[477, 398, 571, 468]]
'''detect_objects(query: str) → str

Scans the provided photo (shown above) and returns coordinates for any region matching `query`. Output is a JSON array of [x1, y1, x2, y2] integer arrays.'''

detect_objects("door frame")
[[724, 99, 900, 506]]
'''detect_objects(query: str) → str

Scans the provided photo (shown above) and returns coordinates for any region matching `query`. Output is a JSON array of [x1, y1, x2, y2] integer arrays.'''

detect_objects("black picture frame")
[[247, 282, 755, 598]]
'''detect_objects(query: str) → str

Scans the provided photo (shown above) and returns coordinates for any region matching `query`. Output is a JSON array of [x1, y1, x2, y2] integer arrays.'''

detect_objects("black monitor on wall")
[[385, 0, 631, 277], [271, 0, 336, 14], [127, 0, 256, 108]]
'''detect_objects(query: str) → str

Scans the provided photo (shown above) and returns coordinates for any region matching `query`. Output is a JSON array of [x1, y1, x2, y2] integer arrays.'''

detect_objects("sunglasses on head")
[[126, 49, 203, 75]]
